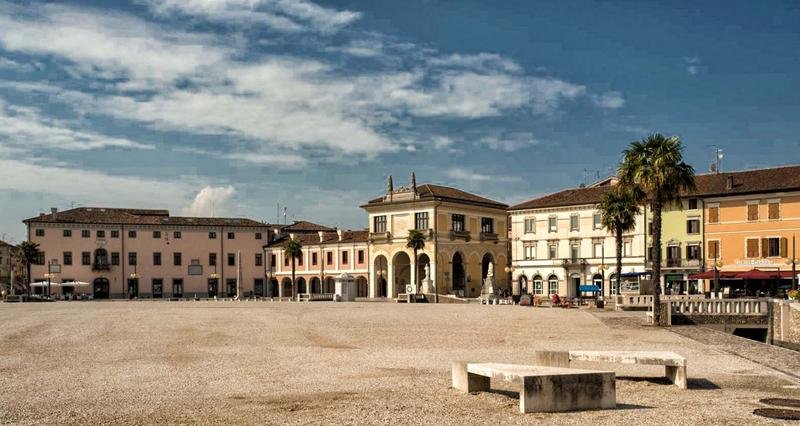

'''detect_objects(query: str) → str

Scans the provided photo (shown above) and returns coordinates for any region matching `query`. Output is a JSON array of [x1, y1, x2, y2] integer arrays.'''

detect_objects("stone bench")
[[533, 350, 687, 389], [451, 362, 616, 413]]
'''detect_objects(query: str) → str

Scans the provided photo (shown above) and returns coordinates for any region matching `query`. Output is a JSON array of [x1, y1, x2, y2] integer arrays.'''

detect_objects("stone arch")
[[374, 254, 388, 298], [297, 277, 307, 294], [269, 278, 279, 297], [355, 275, 368, 298], [392, 251, 411, 296], [481, 252, 495, 281], [533, 274, 544, 295], [451, 251, 466, 296], [517, 274, 529, 295], [417, 253, 430, 288], [281, 277, 293, 298], [324, 276, 335, 294], [310, 277, 321, 294], [547, 274, 559, 295]]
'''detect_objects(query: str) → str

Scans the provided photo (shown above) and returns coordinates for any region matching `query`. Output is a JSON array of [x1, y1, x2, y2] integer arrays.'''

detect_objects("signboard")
[[735, 259, 774, 266]]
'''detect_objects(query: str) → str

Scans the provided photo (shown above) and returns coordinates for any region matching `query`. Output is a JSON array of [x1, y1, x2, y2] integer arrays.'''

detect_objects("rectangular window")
[[227, 232, 235, 240], [35, 229, 45, 237], [81, 230, 90, 238], [63, 229, 72, 237], [228, 253, 235, 266], [96, 230, 105, 238], [524, 218, 535, 234], [209, 231, 217, 239], [255, 253, 263, 266], [312, 252, 318, 266], [687, 245, 700, 260], [708, 206, 720, 224], [534, 279, 543, 295], [284, 256, 289, 267], [686, 219, 700, 235], [173, 231, 181, 239], [768, 202, 780, 220], [297, 253, 303, 266], [173, 252, 182, 266], [481, 217, 494, 234], [153, 231, 161, 239], [326, 251, 333, 265], [688, 198, 698, 210], [374, 215, 387, 233], [153, 252, 162, 266], [593, 213, 602, 230], [707, 240, 720, 259], [548, 243, 557, 260], [570, 215, 579, 232], [128, 230, 137, 238], [111, 252, 120, 266], [523, 242, 536, 260], [570, 244, 580, 261], [623, 241, 632, 257], [110, 230, 119, 238], [255, 232, 262, 240], [129, 252, 137, 266], [593, 242, 602, 258], [415, 212, 429, 230], [81, 251, 91, 266], [451, 214, 465, 232], [271, 254, 276, 268], [209, 253, 216, 266], [648, 246, 657, 261], [746, 238, 759, 258], [342, 251, 348, 265], [152, 279, 163, 298], [768, 237, 781, 257], [548, 216, 557, 233], [63, 251, 72, 265], [358, 250, 365, 264], [172, 279, 183, 298], [747, 202, 759, 221]]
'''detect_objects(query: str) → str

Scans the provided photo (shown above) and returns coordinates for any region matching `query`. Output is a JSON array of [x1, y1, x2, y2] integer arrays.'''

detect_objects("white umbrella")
[[60, 281, 90, 287], [31, 281, 58, 287]]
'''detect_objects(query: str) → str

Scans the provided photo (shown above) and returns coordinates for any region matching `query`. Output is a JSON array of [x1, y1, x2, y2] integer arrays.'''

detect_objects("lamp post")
[[713, 257, 723, 297], [504, 265, 516, 296], [786, 234, 798, 291], [210, 265, 219, 298], [129, 265, 138, 299]]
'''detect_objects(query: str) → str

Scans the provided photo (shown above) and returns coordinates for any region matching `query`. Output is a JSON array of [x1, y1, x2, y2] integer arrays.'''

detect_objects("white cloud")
[[0, 99, 153, 151], [431, 136, 455, 149], [142, 0, 360, 33], [445, 167, 520, 183], [478, 132, 538, 152], [327, 39, 384, 57], [685, 57, 701, 75], [428, 53, 522, 73], [591, 91, 625, 109], [182, 185, 237, 216], [223, 152, 309, 168]]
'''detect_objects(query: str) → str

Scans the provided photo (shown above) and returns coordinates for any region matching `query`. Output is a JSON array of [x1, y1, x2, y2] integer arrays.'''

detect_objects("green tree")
[[406, 229, 426, 294], [16, 241, 41, 296], [597, 186, 641, 297], [618, 134, 695, 325], [283, 238, 303, 300]]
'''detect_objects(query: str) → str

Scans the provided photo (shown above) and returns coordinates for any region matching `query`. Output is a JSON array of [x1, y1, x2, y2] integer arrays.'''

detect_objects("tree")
[[597, 186, 641, 298], [406, 229, 426, 294], [618, 134, 695, 325], [16, 241, 41, 296], [283, 238, 303, 300]]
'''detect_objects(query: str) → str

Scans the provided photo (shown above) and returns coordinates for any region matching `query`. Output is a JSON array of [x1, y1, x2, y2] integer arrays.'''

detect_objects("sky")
[[1, 0, 799, 243]]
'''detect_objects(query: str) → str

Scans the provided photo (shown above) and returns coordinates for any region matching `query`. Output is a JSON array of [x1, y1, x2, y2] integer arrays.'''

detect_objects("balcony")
[[479, 232, 498, 242], [368, 231, 392, 243], [92, 262, 110, 271], [647, 258, 702, 270], [562, 258, 588, 268], [449, 230, 471, 242]]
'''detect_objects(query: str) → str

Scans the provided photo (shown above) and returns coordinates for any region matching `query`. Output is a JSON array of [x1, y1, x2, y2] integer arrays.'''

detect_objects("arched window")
[[592, 273, 603, 292], [533, 275, 543, 295], [609, 273, 618, 295], [548, 275, 559, 295], [518, 275, 528, 294]]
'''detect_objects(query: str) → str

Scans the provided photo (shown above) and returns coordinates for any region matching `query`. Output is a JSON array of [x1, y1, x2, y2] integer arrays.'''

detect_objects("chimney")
[[337, 229, 343, 241], [289, 233, 296, 241], [318, 231, 324, 242], [50, 207, 58, 218], [726, 176, 734, 190]]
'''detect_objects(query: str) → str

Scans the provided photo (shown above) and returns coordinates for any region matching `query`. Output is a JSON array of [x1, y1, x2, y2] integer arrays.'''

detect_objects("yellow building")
[[645, 197, 704, 294], [361, 176, 509, 299]]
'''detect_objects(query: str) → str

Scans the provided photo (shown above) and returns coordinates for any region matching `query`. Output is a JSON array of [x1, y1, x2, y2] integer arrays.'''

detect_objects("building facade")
[[645, 198, 705, 294], [0, 240, 15, 293], [509, 178, 648, 298], [361, 178, 509, 299], [24, 207, 272, 299], [698, 166, 800, 294]]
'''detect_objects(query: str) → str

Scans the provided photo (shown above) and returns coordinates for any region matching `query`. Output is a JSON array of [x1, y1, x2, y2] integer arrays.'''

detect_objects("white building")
[[508, 178, 648, 298]]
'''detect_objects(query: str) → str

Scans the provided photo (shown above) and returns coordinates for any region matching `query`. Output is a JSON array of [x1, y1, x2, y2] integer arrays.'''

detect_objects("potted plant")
[[788, 289, 800, 301]]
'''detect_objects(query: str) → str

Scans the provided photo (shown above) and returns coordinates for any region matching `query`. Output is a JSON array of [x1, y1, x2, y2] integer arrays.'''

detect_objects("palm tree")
[[283, 238, 303, 300], [618, 134, 695, 325], [597, 186, 640, 298], [16, 241, 41, 296], [406, 229, 426, 294]]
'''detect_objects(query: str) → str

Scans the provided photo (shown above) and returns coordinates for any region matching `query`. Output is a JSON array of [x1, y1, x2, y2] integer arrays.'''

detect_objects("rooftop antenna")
[[283, 207, 287, 225], [710, 146, 724, 174]]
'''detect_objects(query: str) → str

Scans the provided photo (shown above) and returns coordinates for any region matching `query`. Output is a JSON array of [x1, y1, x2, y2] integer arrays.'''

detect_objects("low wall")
[[769, 300, 800, 351]]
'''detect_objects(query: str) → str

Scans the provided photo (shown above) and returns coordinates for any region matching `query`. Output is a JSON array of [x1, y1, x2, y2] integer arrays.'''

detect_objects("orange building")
[[697, 166, 800, 296]]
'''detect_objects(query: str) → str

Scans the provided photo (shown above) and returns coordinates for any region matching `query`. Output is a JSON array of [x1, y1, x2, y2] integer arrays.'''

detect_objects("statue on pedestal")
[[421, 263, 433, 294], [482, 261, 497, 296]]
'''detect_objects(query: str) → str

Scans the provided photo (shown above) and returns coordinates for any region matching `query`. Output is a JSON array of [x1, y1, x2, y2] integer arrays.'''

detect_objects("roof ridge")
[[695, 163, 800, 177]]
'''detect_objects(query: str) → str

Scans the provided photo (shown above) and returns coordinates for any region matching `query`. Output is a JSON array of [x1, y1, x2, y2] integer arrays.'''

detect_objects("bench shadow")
[[483, 390, 654, 411], [616, 403, 654, 410], [616, 376, 720, 390], [485, 389, 519, 399], [687, 378, 720, 390]]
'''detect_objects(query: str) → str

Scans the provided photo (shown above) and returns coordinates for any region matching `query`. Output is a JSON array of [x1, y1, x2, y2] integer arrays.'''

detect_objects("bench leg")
[[451, 362, 490, 393], [532, 350, 571, 368], [665, 365, 687, 389]]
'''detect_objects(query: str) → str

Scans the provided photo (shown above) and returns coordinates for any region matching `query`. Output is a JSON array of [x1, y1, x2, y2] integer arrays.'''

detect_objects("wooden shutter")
[[709, 207, 719, 223], [748, 204, 759, 221], [708, 241, 718, 259], [761, 238, 769, 258], [781, 237, 788, 258], [769, 203, 780, 220], [746, 239, 758, 258]]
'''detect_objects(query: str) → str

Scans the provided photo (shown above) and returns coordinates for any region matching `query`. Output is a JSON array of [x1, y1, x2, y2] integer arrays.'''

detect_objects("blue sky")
[[1, 0, 798, 242]]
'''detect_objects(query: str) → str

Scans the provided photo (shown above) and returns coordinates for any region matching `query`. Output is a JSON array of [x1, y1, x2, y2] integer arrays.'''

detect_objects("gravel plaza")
[[1, 301, 799, 425]]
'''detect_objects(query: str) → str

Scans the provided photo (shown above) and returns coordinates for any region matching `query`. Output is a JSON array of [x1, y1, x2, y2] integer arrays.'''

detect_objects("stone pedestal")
[[481, 277, 496, 296], [422, 277, 433, 294]]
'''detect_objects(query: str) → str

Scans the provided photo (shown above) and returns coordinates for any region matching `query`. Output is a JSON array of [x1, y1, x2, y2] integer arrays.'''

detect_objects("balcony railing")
[[647, 258, 702, 269], [561, 258, 588, 268], [479, 232, 498, 241], [449, 230, 471, 242], [368, 231, 392, 243], [92, 262, 110, 271]]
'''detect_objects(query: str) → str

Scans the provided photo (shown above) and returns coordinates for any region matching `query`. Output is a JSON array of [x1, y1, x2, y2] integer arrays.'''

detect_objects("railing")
[[615, 294, 706, 309], [647, 259, 701, 269], [92, 262, 110, 271], [368, 231, 392, 242], [479, 232, 498, 241], [449, 230, 471, 241], [669, 298, 765, 315], [298, 293, 335, 302], [561, 258, 588, 268]]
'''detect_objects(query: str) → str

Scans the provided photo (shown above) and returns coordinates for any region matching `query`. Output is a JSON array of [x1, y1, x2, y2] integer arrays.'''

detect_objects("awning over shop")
[[620, 272, 649, 278], [578, 285, 601, 293], [689, 269, 797, 280]]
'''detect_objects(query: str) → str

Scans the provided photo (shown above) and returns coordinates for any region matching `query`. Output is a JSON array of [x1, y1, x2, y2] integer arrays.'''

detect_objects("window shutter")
[[709, 207, 719, 223], [761, 238, 769, 258], [769, 203, 780, 220], [781, 237, 788, 258]]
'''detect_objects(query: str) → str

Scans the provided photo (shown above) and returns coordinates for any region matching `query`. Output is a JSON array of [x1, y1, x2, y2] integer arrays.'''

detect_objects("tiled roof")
[[279, 220, 335, 233], [0, 239, 14, 248], [509, 185, 613, 211], [23, 207, 268, 228], [690, 165, 800, 197], [363, 183, 507, 209], [265, 230, 369, 247]]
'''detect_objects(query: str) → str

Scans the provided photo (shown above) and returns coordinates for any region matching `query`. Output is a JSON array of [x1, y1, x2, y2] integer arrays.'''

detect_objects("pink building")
[[24, 207, 272, 299]]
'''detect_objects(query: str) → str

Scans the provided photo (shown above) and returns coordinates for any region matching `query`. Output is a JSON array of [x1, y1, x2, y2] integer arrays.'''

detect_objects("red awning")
[[688, 270, 741, 280], [736, 269, 777, 280], [689, 268, 797, 280]]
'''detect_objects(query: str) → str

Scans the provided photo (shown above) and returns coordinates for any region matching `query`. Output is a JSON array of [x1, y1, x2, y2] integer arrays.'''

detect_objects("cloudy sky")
[[1, 0, 799, 242]]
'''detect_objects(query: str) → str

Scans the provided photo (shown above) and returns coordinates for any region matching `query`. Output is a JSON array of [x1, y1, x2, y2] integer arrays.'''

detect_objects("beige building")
[[24, 207, 272, 299], [0, 240, 15, 293], [361, 177, 509, 299]]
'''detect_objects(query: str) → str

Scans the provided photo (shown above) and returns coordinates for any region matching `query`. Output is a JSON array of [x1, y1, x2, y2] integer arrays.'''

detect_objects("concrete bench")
[[534, 350, 687, 389], [451, 362, 616, 413]]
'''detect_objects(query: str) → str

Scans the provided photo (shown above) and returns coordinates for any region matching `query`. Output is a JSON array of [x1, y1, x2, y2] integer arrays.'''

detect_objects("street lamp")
[[129, 265, 139, 299], [713, 257, 723, 297]]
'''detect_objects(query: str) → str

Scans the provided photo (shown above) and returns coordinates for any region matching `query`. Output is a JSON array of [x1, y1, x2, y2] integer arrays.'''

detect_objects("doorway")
[[208, 278, 218, 298], [93, 278, 110, 299]]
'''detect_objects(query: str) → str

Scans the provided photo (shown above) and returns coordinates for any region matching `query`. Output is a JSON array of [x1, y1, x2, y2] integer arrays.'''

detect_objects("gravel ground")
[[1, 301, 798, 425]]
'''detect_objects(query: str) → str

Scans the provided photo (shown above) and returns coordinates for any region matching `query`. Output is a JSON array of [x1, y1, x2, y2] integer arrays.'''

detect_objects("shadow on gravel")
[[616, 403, 654, 410], [616, 376, 720, 390], [687, 378, 721, 390]]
